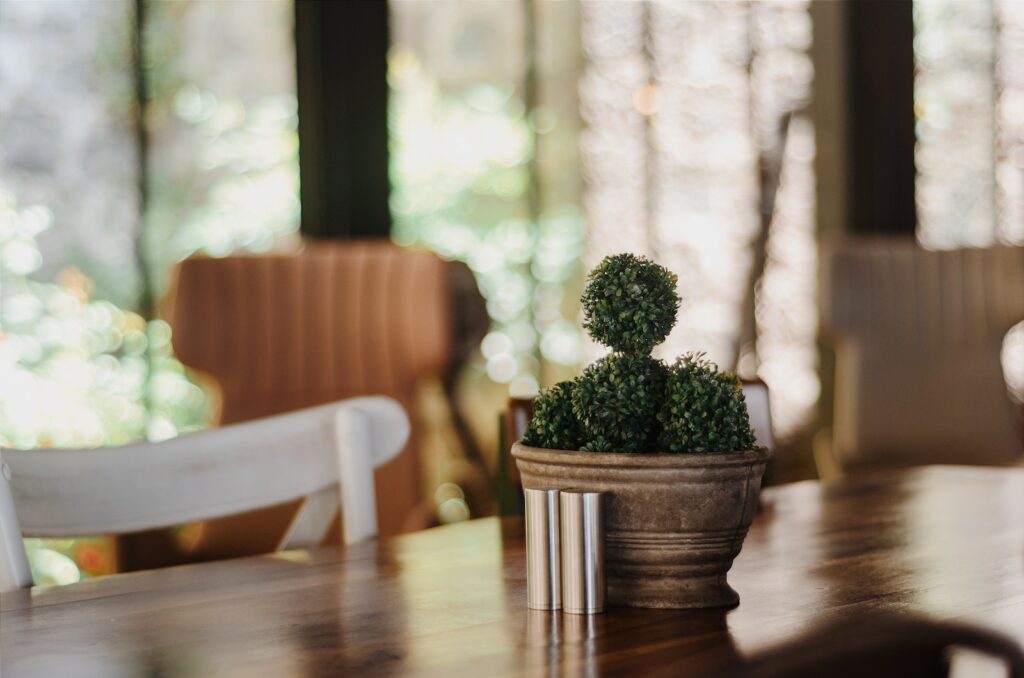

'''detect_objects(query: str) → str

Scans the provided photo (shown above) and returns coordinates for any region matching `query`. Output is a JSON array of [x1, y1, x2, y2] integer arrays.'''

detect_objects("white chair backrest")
[[0, 396, 408, 592], [742, 380, 774, 452]]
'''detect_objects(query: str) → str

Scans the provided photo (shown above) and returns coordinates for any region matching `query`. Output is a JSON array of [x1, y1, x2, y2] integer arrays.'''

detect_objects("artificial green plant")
[[522, 253, 757, 453]]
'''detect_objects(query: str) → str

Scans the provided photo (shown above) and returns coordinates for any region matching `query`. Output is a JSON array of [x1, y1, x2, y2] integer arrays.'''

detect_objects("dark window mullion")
[[846, 0, 917, 235], [295, 0, 391, 239]]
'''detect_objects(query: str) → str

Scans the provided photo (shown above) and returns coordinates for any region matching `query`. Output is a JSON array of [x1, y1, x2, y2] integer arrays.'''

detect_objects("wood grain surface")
[[2, 465, 1022, 677]]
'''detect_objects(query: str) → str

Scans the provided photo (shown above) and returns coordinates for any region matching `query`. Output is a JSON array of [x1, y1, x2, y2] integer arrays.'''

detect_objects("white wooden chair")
[[0, 396, 409, 592]]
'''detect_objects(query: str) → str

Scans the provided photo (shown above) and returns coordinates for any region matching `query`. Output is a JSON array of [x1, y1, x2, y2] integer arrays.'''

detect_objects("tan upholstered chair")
[[119, 241, 473, 569], [820, 239, 1024, 474]]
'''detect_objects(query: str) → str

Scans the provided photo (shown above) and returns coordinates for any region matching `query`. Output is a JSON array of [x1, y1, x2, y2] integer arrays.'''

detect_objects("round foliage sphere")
[[657, 353, 757, 453], [581, 253, 681, 353], [572, 353, 668, 452], [522, 380, 583, 450]]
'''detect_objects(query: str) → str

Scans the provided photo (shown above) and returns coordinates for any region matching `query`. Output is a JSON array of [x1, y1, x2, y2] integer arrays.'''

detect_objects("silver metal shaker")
[[559, 490, 606, 614], [524, 488, 561, 610]]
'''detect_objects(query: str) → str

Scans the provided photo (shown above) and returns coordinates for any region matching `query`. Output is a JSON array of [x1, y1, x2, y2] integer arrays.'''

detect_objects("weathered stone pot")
[[512, 442, 769, 609]]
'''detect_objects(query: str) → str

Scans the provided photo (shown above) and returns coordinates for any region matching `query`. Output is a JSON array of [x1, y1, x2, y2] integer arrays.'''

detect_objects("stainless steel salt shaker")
[[524, 488, 561, 610], [559, 490, 606, 614]]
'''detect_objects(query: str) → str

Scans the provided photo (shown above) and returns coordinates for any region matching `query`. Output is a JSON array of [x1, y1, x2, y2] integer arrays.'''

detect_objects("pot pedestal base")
[[609, 575, 740, 610]]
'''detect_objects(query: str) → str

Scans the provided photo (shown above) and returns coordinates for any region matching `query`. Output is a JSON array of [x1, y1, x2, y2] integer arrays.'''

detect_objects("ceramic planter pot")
[[512, 442, 769, 609]]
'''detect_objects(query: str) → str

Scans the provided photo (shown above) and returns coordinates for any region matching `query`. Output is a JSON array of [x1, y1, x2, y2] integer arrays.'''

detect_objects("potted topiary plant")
[[513, 253, 768, 609]]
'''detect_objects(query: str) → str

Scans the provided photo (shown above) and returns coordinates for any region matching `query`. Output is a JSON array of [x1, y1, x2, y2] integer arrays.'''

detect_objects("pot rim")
[[512, 441, 769, 469]]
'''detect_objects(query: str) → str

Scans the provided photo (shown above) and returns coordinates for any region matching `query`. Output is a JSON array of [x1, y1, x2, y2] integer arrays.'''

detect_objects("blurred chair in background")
[[496, 397, 533, 516], [119, 241, 487, 570], [742, 380, 774, 453], [1, 398, 408, 592], [819, 239, 1024, 475], [724, 612, 1024, 678]]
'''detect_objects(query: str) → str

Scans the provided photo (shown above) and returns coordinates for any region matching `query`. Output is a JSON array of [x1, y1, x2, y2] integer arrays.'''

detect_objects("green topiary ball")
[[521, 380, 583, 450], [657, 353, 757, 453], [581, 253, 681, 354], [572, 353, 668, 452]]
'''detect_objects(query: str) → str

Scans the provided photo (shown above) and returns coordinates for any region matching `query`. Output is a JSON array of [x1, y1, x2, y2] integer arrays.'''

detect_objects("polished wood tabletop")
[[2, 465, 1023, 677]]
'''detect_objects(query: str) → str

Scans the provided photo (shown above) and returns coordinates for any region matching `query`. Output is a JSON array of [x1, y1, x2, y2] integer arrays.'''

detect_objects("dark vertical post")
[[845, 0, 917, 234], [641, 1, 657, 255], [295, 0, 391, 239], [808, 0, 917, 482], [522, 0, 544, 385], [132, 0, 155, 423]]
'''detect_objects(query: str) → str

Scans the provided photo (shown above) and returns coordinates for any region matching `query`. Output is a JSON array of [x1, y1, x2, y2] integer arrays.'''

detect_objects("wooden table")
[[2, 466, 1023, 677]]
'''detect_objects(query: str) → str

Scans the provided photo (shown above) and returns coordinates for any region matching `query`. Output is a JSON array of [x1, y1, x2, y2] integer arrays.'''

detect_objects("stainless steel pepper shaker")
[[559, 490, 606, 614], [524, 488, 561, 610]]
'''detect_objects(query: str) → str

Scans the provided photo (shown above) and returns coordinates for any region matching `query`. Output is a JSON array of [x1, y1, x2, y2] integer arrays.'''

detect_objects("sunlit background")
[[1, 0, 1022, 584]]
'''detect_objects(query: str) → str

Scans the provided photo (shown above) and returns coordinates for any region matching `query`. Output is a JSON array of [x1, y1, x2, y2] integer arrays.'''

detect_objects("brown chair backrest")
[[822, 239, 1024, 472], [171, 240, 454, 540]]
